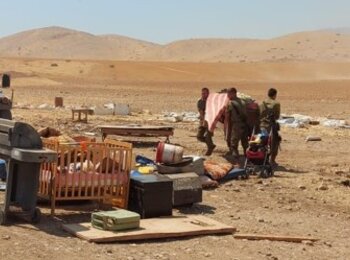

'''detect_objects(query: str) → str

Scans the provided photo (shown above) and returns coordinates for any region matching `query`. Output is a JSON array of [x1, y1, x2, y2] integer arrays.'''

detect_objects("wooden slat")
[[234, 234, 319, 243], [99, 125, 174, 140]]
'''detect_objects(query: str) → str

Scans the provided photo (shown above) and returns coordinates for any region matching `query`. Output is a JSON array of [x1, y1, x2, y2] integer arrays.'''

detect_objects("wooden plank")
[[234, 234, 319, 243], [62, 215, 235, 243], [102, 129, 173, 136], [99, 125, 174, 130]]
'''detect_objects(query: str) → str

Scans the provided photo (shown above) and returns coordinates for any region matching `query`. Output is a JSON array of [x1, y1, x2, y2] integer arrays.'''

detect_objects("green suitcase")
[[91, 209, 140, 231]]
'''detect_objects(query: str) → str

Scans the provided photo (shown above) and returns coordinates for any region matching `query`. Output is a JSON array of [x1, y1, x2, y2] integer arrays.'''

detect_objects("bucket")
[[55, 97, 63, 107], [156, 142, 184, 164]]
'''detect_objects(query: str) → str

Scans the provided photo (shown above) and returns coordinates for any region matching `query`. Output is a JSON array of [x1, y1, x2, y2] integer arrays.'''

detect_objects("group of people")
[[197, 87, 281, 166]]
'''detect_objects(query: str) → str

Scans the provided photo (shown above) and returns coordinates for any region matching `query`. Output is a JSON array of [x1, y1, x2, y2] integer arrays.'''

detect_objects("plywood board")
[[62, 215, 235, 243]]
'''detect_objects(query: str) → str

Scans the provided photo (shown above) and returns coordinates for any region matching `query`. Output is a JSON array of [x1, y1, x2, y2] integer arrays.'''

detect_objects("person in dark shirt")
[[225, 88, 249, 161]]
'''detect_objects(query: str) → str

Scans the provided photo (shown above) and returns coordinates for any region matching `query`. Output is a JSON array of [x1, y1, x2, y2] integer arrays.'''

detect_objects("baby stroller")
[[244, 127, 274, 178]]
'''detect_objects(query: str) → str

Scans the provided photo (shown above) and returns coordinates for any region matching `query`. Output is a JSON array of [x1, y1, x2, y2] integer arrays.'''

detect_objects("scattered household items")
[[157, 156, 205, 175], [0, 159, 6, 181], [137, 165, 155, 174], [2, 74, 10, 88], [134, 155, 157, 174], [204, 161, 248, 181], [38, 126, 61, 138], [54, 97, 63, 107], [278, 114, 349, 129], [320, 119, 347, 128], [38, 138, 132, 215], [234, 233, 319, 243], [164, 172, 202, 207], [0, 119, 57, 224], [128, 173, 173, 219], [162, 111, 199, 122], [98, 124, 174, 142], [204, 161, 234, 180], [71, 108, 94, 123], [156, 142, 184, 164], [135, 155, 156, 166], [93, 102, 130, 116], [91, 209, 140, 231], [62, 215, 236, 243], [222, 168, 248, 181], [305, 136, 322, 142], [244, 129, 274, 178]]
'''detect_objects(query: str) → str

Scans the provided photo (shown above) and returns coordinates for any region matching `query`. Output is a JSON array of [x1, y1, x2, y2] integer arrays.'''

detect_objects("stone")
[[324, 241, 332, 247], [1, 235, 10, 240], [305, 136, 322, 142], [302, 240, 314, 246], [318, 183, 328, 190], [298, 185, 306, 190]]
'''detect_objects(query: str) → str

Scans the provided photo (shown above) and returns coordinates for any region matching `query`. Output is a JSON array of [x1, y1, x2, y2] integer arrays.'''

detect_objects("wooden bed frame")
[[38, 138, 132, 215]]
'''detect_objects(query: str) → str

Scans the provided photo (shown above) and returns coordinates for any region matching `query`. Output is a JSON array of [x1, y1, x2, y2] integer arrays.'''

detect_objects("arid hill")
[[0, 26, 350, 62]]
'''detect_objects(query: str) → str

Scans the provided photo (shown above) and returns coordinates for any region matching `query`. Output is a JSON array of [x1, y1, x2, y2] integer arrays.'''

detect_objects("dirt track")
[[0, 59, 349, 260]]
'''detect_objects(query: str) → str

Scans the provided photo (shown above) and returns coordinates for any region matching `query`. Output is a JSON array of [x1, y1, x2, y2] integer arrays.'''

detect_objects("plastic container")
[[156, 142, 184, 164]]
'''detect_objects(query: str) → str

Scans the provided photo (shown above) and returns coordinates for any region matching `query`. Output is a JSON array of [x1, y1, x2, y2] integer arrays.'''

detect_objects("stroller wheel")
[[260, 169, 269, 178]]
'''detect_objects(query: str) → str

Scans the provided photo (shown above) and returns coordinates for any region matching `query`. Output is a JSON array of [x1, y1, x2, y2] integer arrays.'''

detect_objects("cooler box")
[[91, 209, 140, 231], [128, 173, 173, 218], [165, 172, 202, 207]]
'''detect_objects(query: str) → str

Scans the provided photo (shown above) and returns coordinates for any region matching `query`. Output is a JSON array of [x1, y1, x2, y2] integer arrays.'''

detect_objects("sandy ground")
[[0, 58, 349, 260]]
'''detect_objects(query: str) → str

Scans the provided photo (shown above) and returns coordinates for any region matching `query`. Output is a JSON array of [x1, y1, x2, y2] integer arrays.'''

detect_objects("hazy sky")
[[0, 0, 349, 43]]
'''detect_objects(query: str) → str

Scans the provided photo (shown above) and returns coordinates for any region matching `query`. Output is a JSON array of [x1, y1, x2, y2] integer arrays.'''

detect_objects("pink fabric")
[[40, 170, 129, 187], [205, 93, 229, 132]]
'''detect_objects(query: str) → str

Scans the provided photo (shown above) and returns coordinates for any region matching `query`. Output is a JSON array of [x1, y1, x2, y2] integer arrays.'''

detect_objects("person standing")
[[225, 88, 249, 160], [260, 88, 281, 167], [197, 87, 216, 156]]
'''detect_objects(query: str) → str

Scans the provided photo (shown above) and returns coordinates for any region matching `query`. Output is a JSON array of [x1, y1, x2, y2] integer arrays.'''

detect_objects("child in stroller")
[[244, 128, 274, 178]]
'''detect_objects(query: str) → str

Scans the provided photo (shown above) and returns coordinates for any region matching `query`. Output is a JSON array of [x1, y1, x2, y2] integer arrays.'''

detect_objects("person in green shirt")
[[225, 88, 249, 161], [197, 87, 216, 156], [260, 88, 281, 167]]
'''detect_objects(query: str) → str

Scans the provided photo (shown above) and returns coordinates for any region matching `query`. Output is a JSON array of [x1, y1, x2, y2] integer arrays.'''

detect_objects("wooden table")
[[98, 125, 174, 142], [71, 109, 94, 123]]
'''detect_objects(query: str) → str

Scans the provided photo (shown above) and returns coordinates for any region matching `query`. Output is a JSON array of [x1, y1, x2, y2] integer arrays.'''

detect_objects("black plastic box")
[[128, 174, 173, 218]]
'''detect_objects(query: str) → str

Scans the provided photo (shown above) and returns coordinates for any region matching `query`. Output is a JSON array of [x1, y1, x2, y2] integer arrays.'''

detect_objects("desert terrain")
[[0, 27, 349, 260], [1, 26, 350, 62]]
